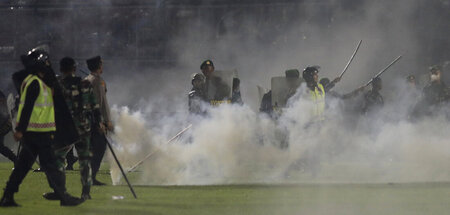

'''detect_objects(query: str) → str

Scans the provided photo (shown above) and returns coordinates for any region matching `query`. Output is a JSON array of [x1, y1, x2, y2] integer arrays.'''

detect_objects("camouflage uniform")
[[55, 74, 101, 190]]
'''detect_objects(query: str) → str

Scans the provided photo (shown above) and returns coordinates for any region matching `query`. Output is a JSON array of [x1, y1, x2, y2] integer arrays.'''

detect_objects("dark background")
[[0, 0, 449, 101]]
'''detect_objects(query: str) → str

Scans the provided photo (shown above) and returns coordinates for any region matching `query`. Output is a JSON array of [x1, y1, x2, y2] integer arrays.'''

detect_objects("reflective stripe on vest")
[[16, 75, 56, 132], [309, 83, 326, 120]]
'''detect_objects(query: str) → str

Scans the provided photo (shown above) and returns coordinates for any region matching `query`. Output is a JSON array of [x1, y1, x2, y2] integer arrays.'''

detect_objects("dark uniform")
[[412, 67, 450, 118], [188, 73, 207, 115], [201, 60, 242, 106], [0, 90, 16, 162], [422, 82, 450, 105], [412, 82, 450, 118], [231, 78, 243, 105], [361, 77, 384, 115], [260, 90, 273, 115], [0, 50, 83, 207]]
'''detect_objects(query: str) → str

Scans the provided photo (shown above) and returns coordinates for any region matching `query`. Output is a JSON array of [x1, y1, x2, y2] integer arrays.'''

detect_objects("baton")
[[127, 124, 192, 173], [105, 135, 138, 199], [339, 40, 362, 78], [365, 55, 402, 87]]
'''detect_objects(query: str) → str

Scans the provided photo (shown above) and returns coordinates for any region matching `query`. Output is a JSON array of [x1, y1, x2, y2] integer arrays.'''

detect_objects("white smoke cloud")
[[103, 0, 450, 186]]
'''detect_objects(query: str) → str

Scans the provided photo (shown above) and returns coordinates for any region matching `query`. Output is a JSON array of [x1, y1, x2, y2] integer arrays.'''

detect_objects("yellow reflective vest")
[[16, 75, 56, 132], [309, 83, 326, 121]]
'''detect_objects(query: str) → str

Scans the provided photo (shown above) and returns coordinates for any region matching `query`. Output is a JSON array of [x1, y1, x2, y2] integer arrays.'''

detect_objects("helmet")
[[302, 66, 320, 83], [27, 48, 50, 68], [60, 57, 77, 73], [200, 60, 214, 70]]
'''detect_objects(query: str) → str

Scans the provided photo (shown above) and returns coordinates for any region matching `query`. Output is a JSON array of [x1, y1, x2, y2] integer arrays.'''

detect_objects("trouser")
[[4, 132, 66, 196], [90, 130, 107, 180], [0, 135, 16, 162], [66, 148, 77, 165], [51, 135, 92, 191]]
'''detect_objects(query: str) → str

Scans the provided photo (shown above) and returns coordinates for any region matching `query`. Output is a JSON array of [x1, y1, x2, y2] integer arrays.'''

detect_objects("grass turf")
[[0, 162, 449, 215]]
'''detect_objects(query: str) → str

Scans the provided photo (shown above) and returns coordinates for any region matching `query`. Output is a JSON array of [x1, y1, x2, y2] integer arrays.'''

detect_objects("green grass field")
[[0, 162, 449, 215]]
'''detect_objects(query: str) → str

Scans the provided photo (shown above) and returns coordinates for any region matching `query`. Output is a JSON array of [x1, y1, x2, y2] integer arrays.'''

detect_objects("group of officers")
[[0, 54, 448, 207], [189, 60, 449, 123], [0, 49, 113, 207]]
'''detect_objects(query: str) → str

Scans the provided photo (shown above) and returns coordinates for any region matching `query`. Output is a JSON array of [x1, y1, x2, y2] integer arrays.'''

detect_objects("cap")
[[200, 60, 214, 70], [86, 56, 102, 71]]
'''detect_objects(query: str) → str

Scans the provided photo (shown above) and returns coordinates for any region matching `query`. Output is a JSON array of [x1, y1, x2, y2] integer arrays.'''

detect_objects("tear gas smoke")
[[108, 83, 450, 185], [105, 0, 449, 186]]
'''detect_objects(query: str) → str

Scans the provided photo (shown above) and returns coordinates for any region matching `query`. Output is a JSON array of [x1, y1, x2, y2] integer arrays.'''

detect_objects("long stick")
[[105, 135, 138, 199], [339, 40, 362, 78], [365, 55, 403, 87], [127, 124, 192, 173]]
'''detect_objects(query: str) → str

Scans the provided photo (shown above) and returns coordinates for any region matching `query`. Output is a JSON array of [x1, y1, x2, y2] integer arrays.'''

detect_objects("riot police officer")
[[0, 50, 84, 207]]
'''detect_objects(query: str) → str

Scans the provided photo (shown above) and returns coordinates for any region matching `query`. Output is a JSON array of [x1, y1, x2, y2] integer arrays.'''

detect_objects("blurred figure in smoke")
[[285, 69, 301, 101], [407, 75, 417, 89], [259, 90, 273, 115], [412, 65, 450, 118], [200, 59, 241, 106], [0, 90, 16, 162], [84, 56, 113, 186], [259, 69, 302, 117], [320, 77, 365, 104], [188, 73, 207, 115], [320, 76, 341, 94], [402, 75, 421, 118], [319, 78, 338, 97], [302, 66, 326, 121], [361, 77, 384, 115], [231, 78, 243, 105], [201, 60, 228, 104]]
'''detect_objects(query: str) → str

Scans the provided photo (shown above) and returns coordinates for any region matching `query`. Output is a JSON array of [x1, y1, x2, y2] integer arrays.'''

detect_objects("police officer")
[[84, 56, 113, 186], [0, 50, 83, 207], [412, 66, 450, 118], [302, 66, 326, 121], [0, 90, 16, 162], [361, 77, 384, 115], [200, 60, 242, 105], [42, 57, 102, 200], [189, 73, 207, 115]]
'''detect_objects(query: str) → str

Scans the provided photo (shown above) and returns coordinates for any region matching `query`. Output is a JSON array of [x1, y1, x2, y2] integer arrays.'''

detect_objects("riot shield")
[[206, 70, 237, 106], [271, 76, 303, 109]]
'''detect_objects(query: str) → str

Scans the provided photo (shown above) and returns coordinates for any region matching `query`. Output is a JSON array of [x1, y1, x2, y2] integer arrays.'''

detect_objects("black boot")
[[60, 192, 84, 206], [93, 179, 106, 186], [43, 192, 60, 200], [81, 186, 91, 200], [0, 189, 19, 207]]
